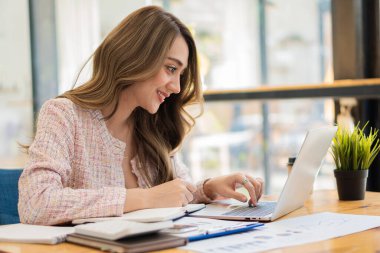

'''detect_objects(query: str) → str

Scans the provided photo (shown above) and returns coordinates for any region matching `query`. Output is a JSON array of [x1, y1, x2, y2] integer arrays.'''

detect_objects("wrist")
[[124, 188, 150, 212], [203, 178, 217, 201]]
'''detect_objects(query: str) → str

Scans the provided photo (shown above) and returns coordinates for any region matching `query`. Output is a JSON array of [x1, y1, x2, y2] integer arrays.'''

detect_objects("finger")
[[246, 175, 262, 192], [224, 188, 247, 202], [254, 177, 264, 200], [237, 174, 256, 204], [246, 175, 261, 199], [242, 176, 257, 206], [181, 197, 188, 207]]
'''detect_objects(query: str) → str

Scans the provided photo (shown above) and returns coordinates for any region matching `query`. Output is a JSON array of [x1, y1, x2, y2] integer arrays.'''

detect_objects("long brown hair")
[[59, 6, 203, 186]]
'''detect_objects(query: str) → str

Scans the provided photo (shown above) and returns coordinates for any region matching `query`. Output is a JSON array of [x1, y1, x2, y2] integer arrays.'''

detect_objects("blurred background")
[[0, 0, 352, 194]]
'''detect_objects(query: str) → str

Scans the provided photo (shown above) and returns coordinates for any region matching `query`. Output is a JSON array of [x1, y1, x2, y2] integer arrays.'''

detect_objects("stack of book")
[[67, 219, 187, 253]]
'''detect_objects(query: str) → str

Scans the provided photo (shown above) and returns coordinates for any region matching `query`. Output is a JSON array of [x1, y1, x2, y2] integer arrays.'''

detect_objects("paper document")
[[181, 212, 380, 253], [0, 223, 74, 244], [162, 217, 261, 241]]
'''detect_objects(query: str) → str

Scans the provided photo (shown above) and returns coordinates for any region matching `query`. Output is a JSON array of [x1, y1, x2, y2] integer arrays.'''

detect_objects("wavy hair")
[[59, 6, 203, 186]]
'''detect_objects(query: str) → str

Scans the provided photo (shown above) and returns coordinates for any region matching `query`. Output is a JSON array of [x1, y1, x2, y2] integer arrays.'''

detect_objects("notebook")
[[74, 220, 173, 240], [190, 126, 337, 222], [0, 223, 74, 244], [72, 204, 205, 224], [66, 232, 187, 253]]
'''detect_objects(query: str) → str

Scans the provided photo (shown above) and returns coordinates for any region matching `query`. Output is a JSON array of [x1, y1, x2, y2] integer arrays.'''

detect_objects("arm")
[[18, 100, 126, 225], [123, 155, 197, 211]]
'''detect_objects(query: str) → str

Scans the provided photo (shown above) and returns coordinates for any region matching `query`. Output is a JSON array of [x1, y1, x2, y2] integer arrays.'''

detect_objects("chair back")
[[0, 169, 23, 225]]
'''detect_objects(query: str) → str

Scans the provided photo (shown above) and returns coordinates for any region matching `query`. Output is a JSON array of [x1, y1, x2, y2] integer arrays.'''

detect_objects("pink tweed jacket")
[[18, 98, 210, 225]]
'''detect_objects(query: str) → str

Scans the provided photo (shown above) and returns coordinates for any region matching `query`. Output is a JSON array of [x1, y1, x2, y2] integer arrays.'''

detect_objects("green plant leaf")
[[330, 121, 380, 171]]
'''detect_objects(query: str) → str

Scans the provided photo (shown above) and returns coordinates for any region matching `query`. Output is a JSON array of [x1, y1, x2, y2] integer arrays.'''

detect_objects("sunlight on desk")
[[1, 190, 379, 253]]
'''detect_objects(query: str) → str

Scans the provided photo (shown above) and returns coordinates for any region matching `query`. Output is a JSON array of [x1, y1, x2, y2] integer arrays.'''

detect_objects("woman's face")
[[123, 35, 189, 114]]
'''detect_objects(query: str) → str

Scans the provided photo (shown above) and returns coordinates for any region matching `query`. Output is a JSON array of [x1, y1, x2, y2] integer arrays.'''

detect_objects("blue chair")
[[0, 169, 23, 225]]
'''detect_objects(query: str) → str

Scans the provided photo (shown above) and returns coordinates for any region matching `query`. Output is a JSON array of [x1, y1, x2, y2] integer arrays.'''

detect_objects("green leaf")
[[330, 121, 380, 171]]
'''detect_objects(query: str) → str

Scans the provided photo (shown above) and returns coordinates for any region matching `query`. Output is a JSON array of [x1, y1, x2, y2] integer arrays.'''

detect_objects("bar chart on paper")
[[180, 212, 380, 253]]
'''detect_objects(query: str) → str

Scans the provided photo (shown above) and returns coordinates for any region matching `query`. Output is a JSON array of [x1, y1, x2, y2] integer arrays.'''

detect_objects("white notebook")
[[74, 220, 173, 240], [0, 223, 74, 244], [72, 204, 205, 224]]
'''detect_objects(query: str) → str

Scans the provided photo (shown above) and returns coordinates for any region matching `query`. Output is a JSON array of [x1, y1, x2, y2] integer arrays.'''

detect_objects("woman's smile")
[[158, 90, 169, 103]]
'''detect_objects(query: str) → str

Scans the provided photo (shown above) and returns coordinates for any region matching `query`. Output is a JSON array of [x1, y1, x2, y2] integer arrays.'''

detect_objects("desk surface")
[[1, 189, 379, 253]]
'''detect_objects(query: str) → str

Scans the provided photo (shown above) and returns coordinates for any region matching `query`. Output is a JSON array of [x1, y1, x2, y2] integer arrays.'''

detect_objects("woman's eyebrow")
[[167, 57, 187, 68]]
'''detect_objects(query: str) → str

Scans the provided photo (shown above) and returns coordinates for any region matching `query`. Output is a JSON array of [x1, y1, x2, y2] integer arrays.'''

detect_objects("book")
[[72, 204, 205, 224], [66, 232, 187, 253], [74, 220, 173, 240], [0, 223, 74, 244]]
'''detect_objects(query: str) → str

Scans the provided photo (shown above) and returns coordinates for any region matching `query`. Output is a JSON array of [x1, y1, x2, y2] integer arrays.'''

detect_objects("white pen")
[[206, 224, 248, 234], [205, 227, 228, 234], [206, 223, 254, 234]]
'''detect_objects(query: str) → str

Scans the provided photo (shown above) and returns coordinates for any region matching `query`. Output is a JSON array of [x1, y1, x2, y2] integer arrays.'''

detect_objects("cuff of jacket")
[[195, 178, 213, 204]]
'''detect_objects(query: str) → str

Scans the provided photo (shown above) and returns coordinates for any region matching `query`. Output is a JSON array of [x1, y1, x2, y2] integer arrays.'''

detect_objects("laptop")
[[190, 126, 337, 222]]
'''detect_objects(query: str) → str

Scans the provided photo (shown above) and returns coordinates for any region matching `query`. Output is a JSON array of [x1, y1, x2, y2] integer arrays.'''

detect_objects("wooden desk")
[[1, 189, 379, 253]]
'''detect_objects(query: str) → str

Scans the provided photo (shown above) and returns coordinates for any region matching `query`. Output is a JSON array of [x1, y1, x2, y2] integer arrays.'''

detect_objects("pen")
[[206, 224, 250, 234], [188, 223, 264, 242]]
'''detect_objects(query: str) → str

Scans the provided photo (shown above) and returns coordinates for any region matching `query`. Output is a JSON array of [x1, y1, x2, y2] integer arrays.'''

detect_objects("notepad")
[[0, 223, 74, 244], [72, 204, 205, 224]]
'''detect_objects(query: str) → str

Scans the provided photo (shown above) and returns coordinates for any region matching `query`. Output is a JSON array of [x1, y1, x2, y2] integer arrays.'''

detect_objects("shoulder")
[[40, 97, 75, 112], [39, 97, 91, 118], [37, 98, 83, 127]]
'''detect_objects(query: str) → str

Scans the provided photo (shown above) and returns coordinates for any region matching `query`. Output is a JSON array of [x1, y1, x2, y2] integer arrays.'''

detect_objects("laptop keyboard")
[[222, 202, 277, 217]]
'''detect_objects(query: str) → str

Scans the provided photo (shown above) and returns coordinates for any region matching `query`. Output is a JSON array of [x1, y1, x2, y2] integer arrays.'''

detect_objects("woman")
[[18, 6, 263, 225]]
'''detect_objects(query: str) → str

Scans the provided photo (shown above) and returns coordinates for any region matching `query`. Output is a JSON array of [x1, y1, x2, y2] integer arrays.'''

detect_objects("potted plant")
[[331, 122, 380, 200]]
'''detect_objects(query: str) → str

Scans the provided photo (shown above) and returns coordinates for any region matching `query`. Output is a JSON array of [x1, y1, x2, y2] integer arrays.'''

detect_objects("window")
[[2, 0, 335, 194], [156, 0, 334, 193], [0, 0, 32, 168]]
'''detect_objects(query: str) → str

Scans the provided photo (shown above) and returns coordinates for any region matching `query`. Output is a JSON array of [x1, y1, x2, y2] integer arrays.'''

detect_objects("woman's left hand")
[[203, 173, 264, 206]]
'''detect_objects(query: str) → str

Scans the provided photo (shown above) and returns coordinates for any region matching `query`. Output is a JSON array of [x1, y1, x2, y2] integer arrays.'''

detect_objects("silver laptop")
[[190, 126, 337, 222]]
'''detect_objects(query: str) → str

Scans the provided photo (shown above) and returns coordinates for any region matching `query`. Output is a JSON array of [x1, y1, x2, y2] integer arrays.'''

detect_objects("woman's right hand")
[[123, 178, 196, 212], [146, 178, 196, 208]]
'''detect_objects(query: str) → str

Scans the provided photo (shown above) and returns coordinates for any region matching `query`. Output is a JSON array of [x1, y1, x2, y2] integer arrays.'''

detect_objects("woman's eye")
[[167, 66, 177, 74]]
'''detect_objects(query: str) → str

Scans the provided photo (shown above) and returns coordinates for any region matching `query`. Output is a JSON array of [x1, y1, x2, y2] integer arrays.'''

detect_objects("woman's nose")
[[168, 76, 181, 94]]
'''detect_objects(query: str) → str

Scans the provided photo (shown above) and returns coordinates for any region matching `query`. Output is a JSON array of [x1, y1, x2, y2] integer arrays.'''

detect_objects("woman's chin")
[[144, 105, 160, 114]]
